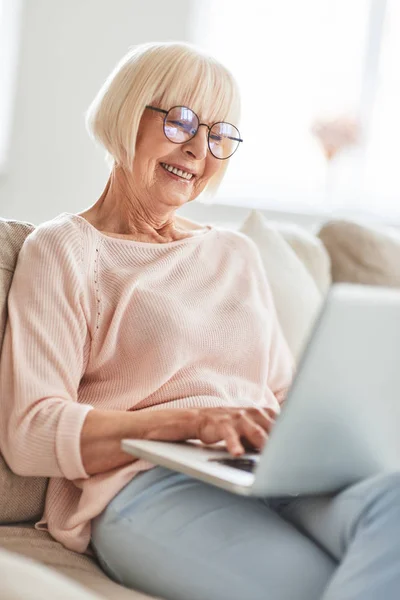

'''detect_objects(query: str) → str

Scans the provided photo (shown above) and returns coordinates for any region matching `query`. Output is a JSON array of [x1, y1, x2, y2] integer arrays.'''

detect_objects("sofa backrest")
[[0, 219, 48, 524]]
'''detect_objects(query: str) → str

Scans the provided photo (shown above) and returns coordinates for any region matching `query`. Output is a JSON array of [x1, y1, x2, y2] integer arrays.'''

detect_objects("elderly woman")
[[1, 41, 400, 600]]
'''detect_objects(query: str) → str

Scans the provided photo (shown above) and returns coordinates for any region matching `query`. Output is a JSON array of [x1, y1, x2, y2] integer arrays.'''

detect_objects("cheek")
[[202, 158, 223, 184], [191, 159, 223, 197], [134, 118, 171, 172], [134, 140, 170, 180]]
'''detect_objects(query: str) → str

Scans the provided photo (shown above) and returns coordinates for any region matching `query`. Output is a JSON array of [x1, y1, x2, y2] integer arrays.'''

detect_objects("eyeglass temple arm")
[[146, 105, 168, 115]]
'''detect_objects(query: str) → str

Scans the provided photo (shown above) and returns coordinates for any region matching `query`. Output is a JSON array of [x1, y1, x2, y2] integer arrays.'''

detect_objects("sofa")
[[1, 209, 399, 599]]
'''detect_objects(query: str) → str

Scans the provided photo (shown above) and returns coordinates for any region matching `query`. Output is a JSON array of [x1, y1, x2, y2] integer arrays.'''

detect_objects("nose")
[[182, 125, 208, 160]]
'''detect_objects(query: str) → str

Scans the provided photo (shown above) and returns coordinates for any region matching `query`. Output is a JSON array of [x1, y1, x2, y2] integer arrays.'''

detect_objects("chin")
[[163, 191, 192, 207]]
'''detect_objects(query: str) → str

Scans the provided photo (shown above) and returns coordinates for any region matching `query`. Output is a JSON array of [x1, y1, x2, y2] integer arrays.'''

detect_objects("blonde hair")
[[86, 41, 241, 197]]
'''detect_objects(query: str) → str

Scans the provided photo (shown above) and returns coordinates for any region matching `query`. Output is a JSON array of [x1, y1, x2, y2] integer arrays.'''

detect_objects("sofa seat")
[[0, 525, 159, 600]]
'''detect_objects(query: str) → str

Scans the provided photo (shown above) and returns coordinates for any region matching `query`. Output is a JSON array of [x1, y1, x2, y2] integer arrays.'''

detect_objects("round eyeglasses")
[[146, 105, 243, 160]]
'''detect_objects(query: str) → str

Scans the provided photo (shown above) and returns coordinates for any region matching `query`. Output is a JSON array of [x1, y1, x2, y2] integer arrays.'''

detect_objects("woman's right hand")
[[138, 406, 278, 456], [81, 405, 278, 475]]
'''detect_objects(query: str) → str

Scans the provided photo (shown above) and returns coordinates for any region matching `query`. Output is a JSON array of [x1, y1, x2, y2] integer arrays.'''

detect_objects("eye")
[[210, 133, 223, 143], [169, 119, 193, 131]]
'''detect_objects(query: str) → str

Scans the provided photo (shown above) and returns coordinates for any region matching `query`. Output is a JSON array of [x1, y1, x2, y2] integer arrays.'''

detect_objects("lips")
[[160, 162, 196, 180]]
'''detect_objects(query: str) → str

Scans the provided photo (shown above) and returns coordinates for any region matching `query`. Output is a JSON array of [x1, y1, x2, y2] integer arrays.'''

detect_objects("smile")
[[160, 163, 194, 180]]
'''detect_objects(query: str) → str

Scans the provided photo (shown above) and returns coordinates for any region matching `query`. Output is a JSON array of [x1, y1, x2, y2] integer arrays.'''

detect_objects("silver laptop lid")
[[252, 283, 400, 497]]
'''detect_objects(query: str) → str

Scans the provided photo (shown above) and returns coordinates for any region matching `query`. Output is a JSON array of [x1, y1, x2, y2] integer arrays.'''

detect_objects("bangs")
[[153, 53, 241, 128]]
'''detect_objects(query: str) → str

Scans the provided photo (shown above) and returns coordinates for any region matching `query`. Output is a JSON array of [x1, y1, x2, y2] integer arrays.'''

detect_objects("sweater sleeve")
[[265, 282, 295, 405], [0, 223, 93, 479]]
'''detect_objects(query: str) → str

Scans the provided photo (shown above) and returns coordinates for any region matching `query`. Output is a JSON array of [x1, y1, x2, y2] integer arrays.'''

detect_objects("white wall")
[[0, 1, 394, 233], [0, 0, 194, 224], [0, 0, 330, 231]]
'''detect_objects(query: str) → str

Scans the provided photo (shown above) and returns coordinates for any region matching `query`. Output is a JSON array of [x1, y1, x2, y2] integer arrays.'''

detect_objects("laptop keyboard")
[[208, 457, 257, 473]]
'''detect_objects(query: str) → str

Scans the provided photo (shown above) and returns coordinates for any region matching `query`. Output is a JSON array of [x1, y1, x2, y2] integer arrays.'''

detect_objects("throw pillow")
[[318, 219, 400, 286], [239, 210, 325, 361], [276, 222, 331, 295]]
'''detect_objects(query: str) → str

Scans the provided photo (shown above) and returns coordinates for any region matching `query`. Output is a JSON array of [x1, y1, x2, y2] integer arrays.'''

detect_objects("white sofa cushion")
[[0, 547, 101, 599], [276, 222, 331, 295], [239, 210, 326, 361], [0, 525, 160, 599]]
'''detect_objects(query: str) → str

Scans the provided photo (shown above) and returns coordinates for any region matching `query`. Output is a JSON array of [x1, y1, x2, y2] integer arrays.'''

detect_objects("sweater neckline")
[[60, 212, 216, 249]]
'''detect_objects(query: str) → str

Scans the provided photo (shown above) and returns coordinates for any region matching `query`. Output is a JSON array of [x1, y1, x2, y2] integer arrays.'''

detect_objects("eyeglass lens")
[[164, 106, 240, 159]]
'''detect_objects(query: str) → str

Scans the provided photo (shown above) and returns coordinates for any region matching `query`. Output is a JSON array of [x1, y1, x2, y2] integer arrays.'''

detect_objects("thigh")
[[273, 472, 400, 562], [92, 467, 335, 600]]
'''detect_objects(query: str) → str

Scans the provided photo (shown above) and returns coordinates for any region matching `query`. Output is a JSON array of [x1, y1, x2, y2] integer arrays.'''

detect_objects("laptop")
[[122, 283, 400, 498]]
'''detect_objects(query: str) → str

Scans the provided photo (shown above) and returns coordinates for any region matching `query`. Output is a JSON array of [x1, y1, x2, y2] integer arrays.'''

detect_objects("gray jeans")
[[91, 467, 400, 600]]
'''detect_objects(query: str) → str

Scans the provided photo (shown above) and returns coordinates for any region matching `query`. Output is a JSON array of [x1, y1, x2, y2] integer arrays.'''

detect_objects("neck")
[[81, 167, 183, 243]]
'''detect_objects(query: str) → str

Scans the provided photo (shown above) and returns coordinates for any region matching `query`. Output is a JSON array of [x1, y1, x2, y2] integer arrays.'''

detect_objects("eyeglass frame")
[[145, 105, 243, 160]]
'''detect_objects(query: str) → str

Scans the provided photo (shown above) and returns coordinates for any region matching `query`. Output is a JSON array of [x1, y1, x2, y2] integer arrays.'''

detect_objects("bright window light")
[[364, 0, 400, 211], [193, 0, 398, 219]]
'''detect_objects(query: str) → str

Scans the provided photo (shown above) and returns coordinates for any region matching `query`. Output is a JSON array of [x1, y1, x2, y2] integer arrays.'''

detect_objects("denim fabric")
[[92, 468, 400, 600]]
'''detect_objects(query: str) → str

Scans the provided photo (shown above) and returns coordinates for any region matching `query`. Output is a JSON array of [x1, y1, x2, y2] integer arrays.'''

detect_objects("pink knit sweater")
[[0, 213, 293, 553]]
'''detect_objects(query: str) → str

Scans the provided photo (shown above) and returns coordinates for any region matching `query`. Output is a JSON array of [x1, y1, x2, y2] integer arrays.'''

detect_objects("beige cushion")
[[276, 222, 331, 295], [318, 219, 400, 286], [239, 210, 326, 361], [0, 526, 159, 599], [0, 547, 102, 599], [0, 219, 49, 524]]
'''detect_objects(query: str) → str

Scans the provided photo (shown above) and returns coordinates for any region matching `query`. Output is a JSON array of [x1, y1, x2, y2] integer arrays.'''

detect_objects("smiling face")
[[131, 107, 223, 209]]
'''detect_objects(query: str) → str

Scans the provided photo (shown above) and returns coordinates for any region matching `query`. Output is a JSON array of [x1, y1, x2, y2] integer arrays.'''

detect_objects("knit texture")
[[0, 213, 293, 553]]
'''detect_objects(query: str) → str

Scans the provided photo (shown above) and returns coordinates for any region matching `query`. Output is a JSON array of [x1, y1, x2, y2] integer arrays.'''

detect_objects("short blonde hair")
[[86, 41, 241, 197]]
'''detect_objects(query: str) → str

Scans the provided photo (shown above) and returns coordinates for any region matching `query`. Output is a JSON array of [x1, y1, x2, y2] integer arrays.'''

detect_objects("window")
[[0, 0, 23, 174], [364, 1, 400, 209], [193, 0, 399, 219]]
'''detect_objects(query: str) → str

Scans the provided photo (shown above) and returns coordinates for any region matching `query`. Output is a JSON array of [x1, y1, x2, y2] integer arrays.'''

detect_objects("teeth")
[[161, 163, 193, 180]]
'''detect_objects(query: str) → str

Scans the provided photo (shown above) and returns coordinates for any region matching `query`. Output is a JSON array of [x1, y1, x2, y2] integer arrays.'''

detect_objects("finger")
[[220, 422, 244, 456], [265, 406, 280, 420], [246, 408, 276, 434], [238, 413, 267, 451]]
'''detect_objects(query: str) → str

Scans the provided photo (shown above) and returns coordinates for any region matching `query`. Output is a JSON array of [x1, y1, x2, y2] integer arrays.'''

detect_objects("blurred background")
[[0, 0, 398, 227]]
